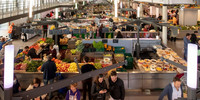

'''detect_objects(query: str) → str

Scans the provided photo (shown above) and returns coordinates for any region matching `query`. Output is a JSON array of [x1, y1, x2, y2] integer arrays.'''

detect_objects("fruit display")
[[93, 41, 104, 51], [94, 63, 102, 69], [70, 49, 77, 55], [114, 54, 124, 57], [75, 40, 82, 46], [68, 62, 78, 72], [60, 38, 68, 45], [137, 59, 176, 72]]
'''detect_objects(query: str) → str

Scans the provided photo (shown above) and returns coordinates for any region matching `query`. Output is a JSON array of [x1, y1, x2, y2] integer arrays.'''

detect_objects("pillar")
[[162, 6, 167, 45], [114, 0, 118, 17], [139, 3, 143, 18], [55, 8, 59, 19], [150, 6, 153, 16], [156, 7, 159, 18]]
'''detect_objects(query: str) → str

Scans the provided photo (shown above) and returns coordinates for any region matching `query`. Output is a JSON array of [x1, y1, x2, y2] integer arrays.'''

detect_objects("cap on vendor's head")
[[177, 68, 184, 74], [11, 23, 14, 25]]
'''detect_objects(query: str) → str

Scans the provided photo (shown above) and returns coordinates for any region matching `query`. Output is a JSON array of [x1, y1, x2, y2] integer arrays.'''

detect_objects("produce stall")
[[13, 35, 187, 90]]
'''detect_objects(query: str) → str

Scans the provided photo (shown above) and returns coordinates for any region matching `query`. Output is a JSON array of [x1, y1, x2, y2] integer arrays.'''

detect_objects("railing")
[[0, 0, 73, 19]]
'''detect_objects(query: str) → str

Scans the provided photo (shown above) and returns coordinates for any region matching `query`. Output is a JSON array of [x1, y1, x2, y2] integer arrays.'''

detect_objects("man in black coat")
[[41, 55, 57, 99], [81, 56, 96, 100], [109, 71, 125, 100]]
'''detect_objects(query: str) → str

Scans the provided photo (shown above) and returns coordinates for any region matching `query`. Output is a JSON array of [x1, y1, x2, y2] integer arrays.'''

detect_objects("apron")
[[68, 90, 77, 100]]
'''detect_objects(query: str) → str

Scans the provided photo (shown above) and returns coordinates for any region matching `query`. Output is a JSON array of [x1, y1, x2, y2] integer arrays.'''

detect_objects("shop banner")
[[73, 29, 80, 34], [49, 29, 71, 35], [22, 28, 41, 34], [80, 29, 87, 34]]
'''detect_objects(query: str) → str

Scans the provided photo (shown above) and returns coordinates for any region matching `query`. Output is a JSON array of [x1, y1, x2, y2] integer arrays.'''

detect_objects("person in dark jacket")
[[41, 55, 57, 99], [183, 33, 191, 61], [109, 71, 125, 100], [13, 75, 21, 94], [42, 24, 48, 38], [99, 24, 104, 38], [91, 74, 107, 100], [159, 77, 183, 100], [116, 31, 123, 38], [27, 48, 39, 59], [190, 33, 197, 44], [81, 56, 96, 100]]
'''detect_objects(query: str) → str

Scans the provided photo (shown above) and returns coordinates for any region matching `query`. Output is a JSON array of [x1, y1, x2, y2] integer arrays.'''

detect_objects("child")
[[66, 83, 81, 100]]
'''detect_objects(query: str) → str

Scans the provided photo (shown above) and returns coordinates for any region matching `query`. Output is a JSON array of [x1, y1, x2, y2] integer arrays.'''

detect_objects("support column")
[[114, 0, 118, 17], [139, 3, 143, 18], [55, 8, 59, 19], [156, 7, 159, 18], [162, 6, 167, 45]]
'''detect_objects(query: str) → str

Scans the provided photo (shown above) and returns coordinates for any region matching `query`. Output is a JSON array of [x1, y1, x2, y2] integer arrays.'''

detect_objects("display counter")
[[15, 70, 183, 90], [82, 38, 161, 53]]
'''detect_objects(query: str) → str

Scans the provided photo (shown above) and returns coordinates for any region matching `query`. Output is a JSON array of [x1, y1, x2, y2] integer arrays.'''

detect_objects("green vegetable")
[[93, 41, 104, 51], [45, 38, 54, 44], [76, 43, 84, 52], [26, 61, 44, 72], [62, 59, 71, 63]]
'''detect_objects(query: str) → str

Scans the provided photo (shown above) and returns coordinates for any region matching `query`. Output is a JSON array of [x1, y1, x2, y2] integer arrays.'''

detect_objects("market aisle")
[[167, 40, 184, 58]]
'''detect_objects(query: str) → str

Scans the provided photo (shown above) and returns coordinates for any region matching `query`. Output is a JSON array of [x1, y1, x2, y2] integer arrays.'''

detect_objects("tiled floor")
[[167, 40, 184, 58]]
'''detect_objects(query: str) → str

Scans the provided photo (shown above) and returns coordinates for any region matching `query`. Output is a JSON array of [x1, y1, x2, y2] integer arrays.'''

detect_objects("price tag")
[[113, 39, 118, 43], [102, 39, 108, 43]]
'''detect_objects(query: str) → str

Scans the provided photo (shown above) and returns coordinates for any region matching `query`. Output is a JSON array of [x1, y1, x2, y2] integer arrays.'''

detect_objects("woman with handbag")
[[91, 74, 108, 100]]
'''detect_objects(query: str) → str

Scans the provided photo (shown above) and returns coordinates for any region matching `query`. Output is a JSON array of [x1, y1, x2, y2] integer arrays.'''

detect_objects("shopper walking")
[[170, 26, 178, 42], [8, 23, 14, 39], [99, 24, 104, 38], [183, 33, 191, 61], [65, 83, 81, 100], [42, 24, 48, 38], [91, 74, 108, 100], [109, 71, 125, 100], [41, 55, 57, 99], [158, 77, 183, 100], [81, 56, 96, 100]]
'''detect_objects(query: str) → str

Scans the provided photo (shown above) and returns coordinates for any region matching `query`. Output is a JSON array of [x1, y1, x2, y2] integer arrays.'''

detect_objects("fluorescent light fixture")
[[55, 8, 58, 19], [4, 45, 14, 89], [29, 0, 33, 18], [156, 7, 159, 18], [75, 3, 78, 9], [137, 6, 140, 18], [120, 2, 122, 9], [187, 44, 198, 89], [115, 0, 118, 17]]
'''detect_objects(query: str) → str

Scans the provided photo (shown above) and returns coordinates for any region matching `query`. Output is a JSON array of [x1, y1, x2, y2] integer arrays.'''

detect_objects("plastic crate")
[[96, 48, 104, 52], [61, 45, 68, 50], [114, 47, 125, 53]]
